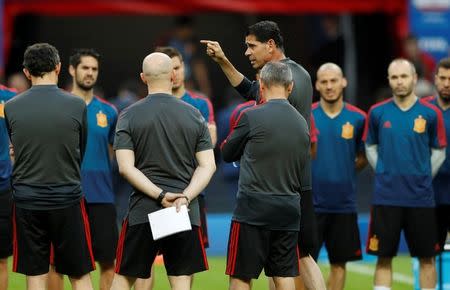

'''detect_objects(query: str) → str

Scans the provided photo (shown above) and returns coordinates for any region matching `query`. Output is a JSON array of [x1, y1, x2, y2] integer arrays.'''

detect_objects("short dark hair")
[[23, 43, 60, 77], [69, 48, 100, 68], [154, 46, 183, 61], [437, 57, 450, 71], [260, 61, 293, 89], [246, 21, 284, 52]]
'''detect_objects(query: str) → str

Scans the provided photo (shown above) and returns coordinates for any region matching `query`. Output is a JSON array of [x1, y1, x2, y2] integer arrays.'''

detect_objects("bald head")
[[388, 58, 416, 76], [141, 52, 174, 93], [142, 52, 173, 79], [316, 62, 343, 78]]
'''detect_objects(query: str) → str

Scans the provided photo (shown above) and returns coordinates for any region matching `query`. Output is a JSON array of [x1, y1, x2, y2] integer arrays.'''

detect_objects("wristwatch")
[[157, 190, 167, 204]]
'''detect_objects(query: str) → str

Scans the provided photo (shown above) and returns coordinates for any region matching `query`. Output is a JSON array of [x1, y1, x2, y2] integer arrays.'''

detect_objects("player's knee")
[[418, 257, 435, 267], [376, 257, 392, 268], [330, 263, 346, 272], [99, 261, 115, 272], [0, 258, 7, 266]]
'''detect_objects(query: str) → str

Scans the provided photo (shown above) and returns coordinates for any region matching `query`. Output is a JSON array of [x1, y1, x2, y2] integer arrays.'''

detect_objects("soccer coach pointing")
[[111, 52, 216, 290]]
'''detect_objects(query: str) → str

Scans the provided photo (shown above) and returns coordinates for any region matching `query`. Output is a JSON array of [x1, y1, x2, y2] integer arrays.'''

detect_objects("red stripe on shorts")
[[80, 200, 96, 270], [197, 227, 209, 269], [226, 222, 237, 274], [12, 204, 18, 272], [115, 219, 128, 273], [230, 222, 240, 275], [296, 245, 301, 272]]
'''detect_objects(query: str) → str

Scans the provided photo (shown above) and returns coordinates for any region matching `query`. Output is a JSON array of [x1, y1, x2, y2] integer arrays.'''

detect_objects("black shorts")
[[226, 221, 299, 280], [0, 189, 12, 259], [115, 219, 208, 278], [298, 190, 318, 258], [86, 203, 118, 264], [436, 205, 450, 252], [198, 195, 209, 248], [312, 212, 362, 263], [366, 205, 439, 258], [13, 200, 96, 276]]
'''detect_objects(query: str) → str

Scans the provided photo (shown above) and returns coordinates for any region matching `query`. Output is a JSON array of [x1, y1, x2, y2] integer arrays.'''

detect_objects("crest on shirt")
[[383, 121, 392, 128], [413, 115, 426, 134], [0, 101, 4, 118], [369, 235, 379, 252], [341, 122, 354, 139], [96, 111, 108, 128]]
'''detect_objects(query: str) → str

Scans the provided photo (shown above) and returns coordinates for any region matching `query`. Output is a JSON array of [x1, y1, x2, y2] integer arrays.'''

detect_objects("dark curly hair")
[[23, 43, 60, 77]]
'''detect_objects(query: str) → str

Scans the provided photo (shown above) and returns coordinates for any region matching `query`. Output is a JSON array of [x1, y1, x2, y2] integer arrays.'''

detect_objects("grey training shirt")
[[222, 99, 310, 230], [114, 93, 212, 226], [5, 85, 87, 210]]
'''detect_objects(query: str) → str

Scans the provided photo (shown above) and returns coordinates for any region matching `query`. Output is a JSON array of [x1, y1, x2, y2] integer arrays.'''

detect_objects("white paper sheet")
[[148, 205, 192, 240]]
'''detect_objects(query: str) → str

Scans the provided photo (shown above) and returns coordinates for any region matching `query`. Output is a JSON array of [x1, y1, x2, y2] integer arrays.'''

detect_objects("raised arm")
[[200, 40, 245, 87]]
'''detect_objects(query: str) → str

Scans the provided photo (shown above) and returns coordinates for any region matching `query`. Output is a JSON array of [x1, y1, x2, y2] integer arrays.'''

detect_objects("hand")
[[173, 195, 189, 212], [161, 192, 184, 208], [200, 40, 226, 63]]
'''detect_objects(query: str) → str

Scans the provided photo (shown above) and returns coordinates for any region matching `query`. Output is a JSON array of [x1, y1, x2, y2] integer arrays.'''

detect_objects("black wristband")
[[157, 190, 167, 204]]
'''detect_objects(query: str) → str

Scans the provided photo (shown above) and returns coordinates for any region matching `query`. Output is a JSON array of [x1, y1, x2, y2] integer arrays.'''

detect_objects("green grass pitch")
[[7, 255, 414, 289]]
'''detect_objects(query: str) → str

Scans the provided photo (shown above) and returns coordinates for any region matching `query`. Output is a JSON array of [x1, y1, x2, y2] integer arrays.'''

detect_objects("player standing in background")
[[311, 63, 367, 290], [365, 58, 446, 290], [0, 84, 16, 290], [423, 57, 450, 251]]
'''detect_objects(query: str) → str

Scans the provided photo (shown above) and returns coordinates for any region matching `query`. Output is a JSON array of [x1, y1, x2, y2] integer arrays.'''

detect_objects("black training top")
[[221, 99, 310, 230], [4, 85, 87, 210], [113, 93, 212, 226], [234, 58, 313, 191]]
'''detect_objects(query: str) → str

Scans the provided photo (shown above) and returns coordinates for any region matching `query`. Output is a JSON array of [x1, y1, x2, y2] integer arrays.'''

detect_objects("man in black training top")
[[4, 43, 93, 290], [222, 62, 309, 290], [202, 20, 326, 290], [111, 52, 216, 290]]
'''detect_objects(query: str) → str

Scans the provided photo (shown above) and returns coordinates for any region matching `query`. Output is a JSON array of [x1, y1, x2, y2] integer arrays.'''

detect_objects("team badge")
[[383, 120, 392, 128], [413, 115, 426, 134], [341, 122, 354, 139], [96, 111, 108, 128], [369, 235, 379, 252], [0, 101, 4, 118]]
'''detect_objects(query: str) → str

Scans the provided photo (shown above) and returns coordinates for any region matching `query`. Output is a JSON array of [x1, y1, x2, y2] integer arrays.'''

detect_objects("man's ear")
[[267, 39, 277, 52], [23, 68, 32, 81], [287, 82, 294, 95], [140, 72, 147, 85], [69, 65, 76, 78], [55, 63, 61, 76], [342, 77, 348, 89]]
